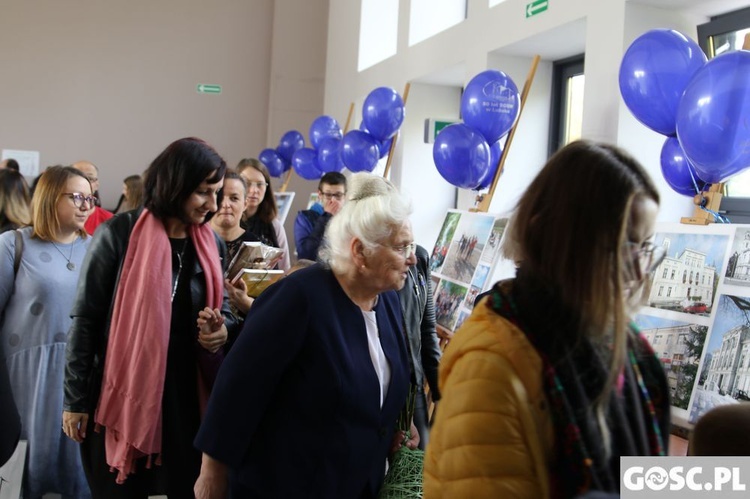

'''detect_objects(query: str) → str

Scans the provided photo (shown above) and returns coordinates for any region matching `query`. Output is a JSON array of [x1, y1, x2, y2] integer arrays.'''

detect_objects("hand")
[[194, 453, 228, 499], [224, 278, 254, 314], [62, 411, 89, 443], [390, 421, 420, 454], [323, 197, 344, 216], [197, 307, 228, 353]]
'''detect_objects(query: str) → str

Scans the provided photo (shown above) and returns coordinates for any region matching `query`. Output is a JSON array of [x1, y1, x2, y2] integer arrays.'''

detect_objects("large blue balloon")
[[677, 50, 750, 183], [292, 148, 322, 180], [619, 29, 706, 136], [660, 137, 707, 196], [433, 124, 491, 189], [309, 115, 343, 149], [258, 148, 285, 178], [317, 137, 345, 173], [461, 70, 520, 144], [476, 140, 503, 190], [277, 130, 305, 163], [362, 87, 405, 141], [377, 136, 394, 159], [341, 130, 380, 172]]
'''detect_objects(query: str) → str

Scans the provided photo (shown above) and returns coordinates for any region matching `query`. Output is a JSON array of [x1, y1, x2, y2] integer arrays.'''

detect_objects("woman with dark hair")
[[424, 140, 670, 498], [236, 158, 290, 271], [1, 166, 93, 498], [62, 137, 237, 499], [114, 175, 144, 214], [0, 169, 32, 233]]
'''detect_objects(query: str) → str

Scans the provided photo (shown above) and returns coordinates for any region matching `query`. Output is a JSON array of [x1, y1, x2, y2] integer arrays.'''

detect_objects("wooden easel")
[[474, 55, 541, 212], [383, 83, 411, 179]]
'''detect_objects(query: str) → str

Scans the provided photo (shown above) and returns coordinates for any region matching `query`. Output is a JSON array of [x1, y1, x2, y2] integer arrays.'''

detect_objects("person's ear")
[[351, 238, 367, 268]]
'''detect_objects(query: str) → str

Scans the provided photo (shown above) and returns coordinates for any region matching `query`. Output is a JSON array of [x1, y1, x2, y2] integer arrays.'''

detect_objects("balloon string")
[[700, 206, 731, 223], [687, 165, 702, 195]]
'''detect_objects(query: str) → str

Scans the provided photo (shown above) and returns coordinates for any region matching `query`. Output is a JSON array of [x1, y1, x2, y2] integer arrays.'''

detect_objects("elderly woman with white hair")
[[193, 172, 417, 499]]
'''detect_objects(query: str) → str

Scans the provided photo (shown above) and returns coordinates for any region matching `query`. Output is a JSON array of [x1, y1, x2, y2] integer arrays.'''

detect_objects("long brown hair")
[[503, 140, 659, 451], [236, 158, 278, 223], [0, 169, 32, 229], [32, 166, 91, 241]]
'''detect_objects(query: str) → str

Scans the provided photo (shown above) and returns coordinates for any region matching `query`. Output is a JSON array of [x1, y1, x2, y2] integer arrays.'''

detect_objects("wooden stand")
[[680, 183, 724, 225], [474, 55, 541, 213], [383, 82, 411, 179]]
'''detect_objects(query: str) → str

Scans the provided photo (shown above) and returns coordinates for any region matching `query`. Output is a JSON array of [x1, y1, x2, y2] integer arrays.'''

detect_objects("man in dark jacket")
[[397, 244, 442, 449], [294, 172, 346, 261]]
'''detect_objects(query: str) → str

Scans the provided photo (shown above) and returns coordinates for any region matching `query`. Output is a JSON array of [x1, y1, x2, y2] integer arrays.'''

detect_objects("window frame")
[[548, 54, 584, 158]]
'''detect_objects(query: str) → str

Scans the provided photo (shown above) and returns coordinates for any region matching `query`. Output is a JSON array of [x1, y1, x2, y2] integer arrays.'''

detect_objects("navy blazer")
[[194, 264, 410, 498]]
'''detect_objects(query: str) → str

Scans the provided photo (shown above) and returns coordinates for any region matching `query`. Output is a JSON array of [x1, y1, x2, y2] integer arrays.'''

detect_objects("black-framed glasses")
[[63, 192, 95, 208], [320, 192, 345, 201], [623, 240, 666, 277], [247, 181, 268, 190], [385, 242, 417, 260]]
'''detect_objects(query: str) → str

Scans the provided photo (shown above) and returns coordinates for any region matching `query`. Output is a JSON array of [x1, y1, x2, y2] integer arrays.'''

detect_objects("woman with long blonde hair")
[[0, 169, 32, 233], [424, 140, 670, 498]]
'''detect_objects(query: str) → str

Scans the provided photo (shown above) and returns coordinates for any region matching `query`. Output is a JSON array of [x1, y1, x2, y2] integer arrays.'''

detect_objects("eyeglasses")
[[320, 192, 345, 201], [247, 181, 268, 190], [385, 242, 417, 260], [622, 240, 666, 278], [63, 192, 95, 208]]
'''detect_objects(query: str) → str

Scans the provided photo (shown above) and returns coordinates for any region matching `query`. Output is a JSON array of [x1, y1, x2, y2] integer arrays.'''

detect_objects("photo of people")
[[646, 231, 729, 317], [464, 285, 481, 309], [434, 279, 468, 332], [440, 213, 495, 283], [480, 218, 508, 264], [688, 294, 750, 424], [430, 211, 462, 274]]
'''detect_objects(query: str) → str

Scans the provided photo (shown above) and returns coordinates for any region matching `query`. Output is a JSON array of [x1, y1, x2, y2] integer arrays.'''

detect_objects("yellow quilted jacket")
[[423, 296, 554, 499]]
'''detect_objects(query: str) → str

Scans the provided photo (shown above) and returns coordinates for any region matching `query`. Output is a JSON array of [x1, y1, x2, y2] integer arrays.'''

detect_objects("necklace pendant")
[[67, 262, 76, 271]]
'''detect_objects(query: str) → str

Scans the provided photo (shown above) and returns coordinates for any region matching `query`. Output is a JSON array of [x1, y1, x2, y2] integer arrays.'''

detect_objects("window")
[[667, 287, 672, 297], [549, 55, 584, 156], [654, 335, 662, 345], [358, 0, 399, 71], [662, 268, 668, 279], [670, 270, 675, 280], [658, 286, 664, 296], [683, 270, 687, 283], [698, 6, 750, 197], [409, 0, 466, 46]]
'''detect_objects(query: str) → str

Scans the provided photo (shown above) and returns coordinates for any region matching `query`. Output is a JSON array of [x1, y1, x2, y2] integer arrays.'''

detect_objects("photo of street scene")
[[434, 279, 468, 332], [440, 213, 495, 283], [634, 314, 707, 411], [646, 232, 729, 317], [430, 211, 461, 274], [688, 294, 750, 424]]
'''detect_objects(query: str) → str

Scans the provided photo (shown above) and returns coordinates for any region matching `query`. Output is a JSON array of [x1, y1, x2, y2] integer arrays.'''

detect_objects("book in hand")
[[232, 269, 285, 297], [225, 241, 284, 283]]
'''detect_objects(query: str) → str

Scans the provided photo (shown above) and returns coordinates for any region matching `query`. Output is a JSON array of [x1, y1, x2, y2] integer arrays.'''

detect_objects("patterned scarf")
[[486, 274, 668, 498]]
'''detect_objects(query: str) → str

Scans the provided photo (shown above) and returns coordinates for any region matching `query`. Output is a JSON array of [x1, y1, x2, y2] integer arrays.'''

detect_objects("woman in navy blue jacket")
[[194, 172, 417, 498]]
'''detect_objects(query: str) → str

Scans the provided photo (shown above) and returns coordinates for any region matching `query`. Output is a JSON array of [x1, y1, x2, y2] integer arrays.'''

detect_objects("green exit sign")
[[526, 0, 548, 18], [424, 118, 459, 143], [196, 84, 222, 94]]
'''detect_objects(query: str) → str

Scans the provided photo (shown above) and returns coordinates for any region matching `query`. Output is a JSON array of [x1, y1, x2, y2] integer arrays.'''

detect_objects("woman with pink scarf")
[[62, 137, 238, 498]]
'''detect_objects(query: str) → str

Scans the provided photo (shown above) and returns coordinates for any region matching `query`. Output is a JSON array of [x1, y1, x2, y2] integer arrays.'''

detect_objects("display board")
[[429, 210, 508, 335], [273, 191, 295, 224], [633, 222, 750, 429]]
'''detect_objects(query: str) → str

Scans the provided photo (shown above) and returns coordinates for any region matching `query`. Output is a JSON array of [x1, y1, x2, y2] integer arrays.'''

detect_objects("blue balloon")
[[292, 148, 322, 180], [258, 148, 285, 177], [362, 87, 405, 141], [341, 130, 380, 172], [377, 136, 394, 159], [660, 137, 707, 196], [277, 130, 305, 163], [461, 70, 520, 144], [432, 124, 491, 189], [309, 115, 343, 149], [677, 50, 750, 183], [476, 140, 503, 190], [619, 29, 706, 136], [317, 138, 345, 173]]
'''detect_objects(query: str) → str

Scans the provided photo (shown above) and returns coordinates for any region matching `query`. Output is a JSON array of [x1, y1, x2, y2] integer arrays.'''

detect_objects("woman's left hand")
[[197, 307, 227, 353]]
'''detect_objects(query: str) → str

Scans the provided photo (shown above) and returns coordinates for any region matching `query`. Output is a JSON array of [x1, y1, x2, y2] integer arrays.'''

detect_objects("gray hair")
[[319, 172, 411, 273]]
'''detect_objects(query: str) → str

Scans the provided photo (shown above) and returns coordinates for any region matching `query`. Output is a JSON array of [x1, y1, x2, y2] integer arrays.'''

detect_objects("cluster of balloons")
[[619, 29, 750, 194], [432, 70, 521, 189], [257, 87, 405, 181]]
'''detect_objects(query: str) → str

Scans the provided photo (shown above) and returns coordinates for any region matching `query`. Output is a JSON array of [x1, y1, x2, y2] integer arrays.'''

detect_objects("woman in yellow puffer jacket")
[[424, 140, 671, 499]]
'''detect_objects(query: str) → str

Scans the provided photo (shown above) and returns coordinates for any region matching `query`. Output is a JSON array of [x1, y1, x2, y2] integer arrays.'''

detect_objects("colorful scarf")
[[94, 209, 223, 483], [486, 274, 668, 498]]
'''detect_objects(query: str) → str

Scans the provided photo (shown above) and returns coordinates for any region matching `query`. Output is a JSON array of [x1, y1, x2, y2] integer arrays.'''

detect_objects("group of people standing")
[[1, 137, 679, 499]]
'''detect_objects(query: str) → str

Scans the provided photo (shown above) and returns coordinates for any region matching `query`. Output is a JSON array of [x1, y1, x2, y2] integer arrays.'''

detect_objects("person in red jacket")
[[73, 160, 113, 234]]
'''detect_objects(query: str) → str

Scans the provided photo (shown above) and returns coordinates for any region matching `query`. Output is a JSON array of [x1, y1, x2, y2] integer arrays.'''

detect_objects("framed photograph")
[[306, 192, 320, 209], [274, 191, 295, 224]]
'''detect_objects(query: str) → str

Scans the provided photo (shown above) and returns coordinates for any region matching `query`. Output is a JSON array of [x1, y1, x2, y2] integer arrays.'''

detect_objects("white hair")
[[319, 172, 412, 273]]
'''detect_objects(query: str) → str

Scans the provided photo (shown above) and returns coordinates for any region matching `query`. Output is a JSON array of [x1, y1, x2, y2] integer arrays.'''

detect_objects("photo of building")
[[725, 228, 750, 287]]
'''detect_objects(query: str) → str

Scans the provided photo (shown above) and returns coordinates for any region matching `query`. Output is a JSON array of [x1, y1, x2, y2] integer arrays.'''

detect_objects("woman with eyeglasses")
[[235, 158, 290, 271], [0, 166, 93, 498], [424, 140, 671, 499], [62, 138, 238, 498], [194, 172, 416, 499]]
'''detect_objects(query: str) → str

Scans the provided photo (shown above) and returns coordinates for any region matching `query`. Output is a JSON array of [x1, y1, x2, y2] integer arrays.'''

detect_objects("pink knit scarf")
[[94, 209, 223, 483]]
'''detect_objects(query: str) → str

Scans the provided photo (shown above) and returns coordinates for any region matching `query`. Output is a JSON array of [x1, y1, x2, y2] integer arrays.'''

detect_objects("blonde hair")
[[31, 166, 90, 241], [0, 170, 32, 229]]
